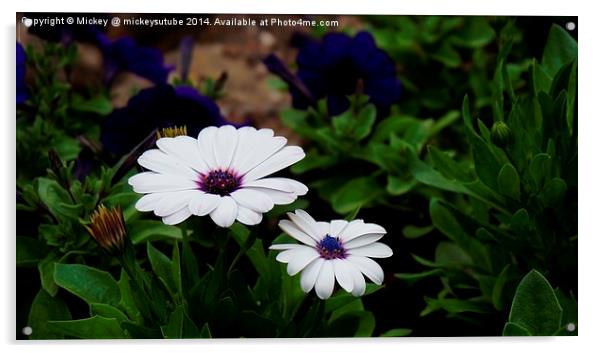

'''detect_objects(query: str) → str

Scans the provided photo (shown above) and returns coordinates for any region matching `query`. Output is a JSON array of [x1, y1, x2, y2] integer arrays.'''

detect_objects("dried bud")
[[491, 121, 512, 147], [85, 205, 126, 255], [156, 125, 188, 139]]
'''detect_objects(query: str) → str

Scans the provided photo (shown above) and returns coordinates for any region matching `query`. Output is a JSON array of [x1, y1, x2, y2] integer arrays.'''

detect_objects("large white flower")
[[269, 210, 393, 299], [128, 126, 307, 227]]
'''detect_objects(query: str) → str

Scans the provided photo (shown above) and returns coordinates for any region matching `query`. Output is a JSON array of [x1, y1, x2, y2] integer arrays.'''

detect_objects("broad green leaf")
[[380, 328, 412, 337], [17, 236, 48, 267], [497, 163, 521, 200], [129, 220, 182, 244], [540, 178, 567, 207], [90, 303, 129, 323], [428, 145, 474, 182], [529, 153, 552, 190], [164, 305, 199, 338], [431, 43, 461, 67], [331, 176, 383, 214], [503, 322, 531, 336], [450, 17, 496, 48], [353, 104, 377, 140], [492, 264, 512, 310], [542, 24, 577, 78], [117, 270, 143, 323], [147, 242, 179, 298], [27, 289, 71, 339], [71, 94, 113, 115], [54, 263, 120, 306], [386, 175, 417, 195], [230, 223, 270, 279], [48, 316, 127, 339], [510, 208, 530, 235], [507, 270, 563, 335], [38, 254, 60, 296], [402, 224, 434, 239]]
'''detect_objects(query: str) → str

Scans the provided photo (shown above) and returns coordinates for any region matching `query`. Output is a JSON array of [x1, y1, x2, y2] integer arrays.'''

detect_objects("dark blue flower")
[[267, 31, 402, 117], [97, 35, 173, 86], [17, 42, 28, 104], [101, 85, 230, 155]]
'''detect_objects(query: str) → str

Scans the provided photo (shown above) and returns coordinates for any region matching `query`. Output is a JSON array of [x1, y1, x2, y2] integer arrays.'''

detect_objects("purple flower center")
[[317, 235, 346, 260], [197, 169, 241, 196]]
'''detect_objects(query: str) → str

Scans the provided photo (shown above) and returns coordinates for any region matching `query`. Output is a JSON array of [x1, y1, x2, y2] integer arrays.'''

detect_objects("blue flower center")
[[198, 169, 241, 196], [317, 235, 346, 260]]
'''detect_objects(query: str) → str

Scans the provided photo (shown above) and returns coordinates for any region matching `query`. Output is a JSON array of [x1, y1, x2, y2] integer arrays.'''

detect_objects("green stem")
[[228, 227, 257, 274]]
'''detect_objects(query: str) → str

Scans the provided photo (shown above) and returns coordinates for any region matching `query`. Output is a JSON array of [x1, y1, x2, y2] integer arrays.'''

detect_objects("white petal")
[[339, 221, 386, 243], [232, 129, 288, 175], [230, 188, 274, 213], [278, 220, 317, 246], [287, 247, 320, 276], [314, 260, 335, 300], [236, 206, 263, 226], [348, 264, 366, 297], [346, 255, 385, 285], [197, 126, 218, 169], [161, 206, 192, 225], [333, 259, 354, 293], [188, 192, 220, 216], [287, 210, 323, 241], [138, 149, 198, 180], [128, 172, 198, 193], [246, 187, 297, 205], [135, 193, 165, 212], [275, 246, 314, 263], [269, 243, 303, 251], [213, 125, 238, 169], [300, 258, 324, 293], [243, 177, 308, 195], [209, 196, 238, 228], [153, 190, 199, 217], [329, 220, 349, 238], [316, 221, 330, 238], [243, 146, 305, 182], [347, 242, 393, 258], [343, 233, 385, 249], [156, 136, 209, 174]]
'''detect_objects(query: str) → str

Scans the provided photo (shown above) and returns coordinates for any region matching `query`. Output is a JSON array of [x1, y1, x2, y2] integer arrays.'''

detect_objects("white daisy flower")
[[128, 126, 307, 227], [269, 210, 393, 300]]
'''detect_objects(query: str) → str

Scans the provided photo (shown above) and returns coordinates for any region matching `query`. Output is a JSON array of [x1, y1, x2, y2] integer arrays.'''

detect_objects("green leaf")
[[395, 269, 443, 283], [17, 236, 48, 267], [199, 323, 212, 338], [48, 316, 127, 339], [71, 94, 113, 115], [38, 254, 59, 296], [354, 104, 377, 140], [431, 43, 461, 67], [497, 163, 521, 200], [503, 322, 531, 336], [164, 305, 199, 338], [402, 224, 434, 239], [230, 223, 270, 279], [147, 242, 179, 298], [529, 153, 552, 190], [380, 328, 412, 337], [90, 303, 129, 323], [428, 145, 474, 182], [422, 297, 491, 316], [54, 263, 121, 306], [386, 175, 417, 195], [507, 270, 563, 335], [37, 178, 80, 220], [540, 178, 567, 207], [128, 220, 182, 244], [330, 176, 383, 214], [450, 17, 496, 48], [492, 264, 512, 310], [27, 289, 72, 339], [542, 24, 577, 77]]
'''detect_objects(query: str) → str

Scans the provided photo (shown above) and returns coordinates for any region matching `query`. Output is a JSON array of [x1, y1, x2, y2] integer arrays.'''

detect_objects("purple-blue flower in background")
[[17, 42, 29, 104], [97, 35, 173, 86], [266, 31, 402, 117], [101, 85, 230, 155]]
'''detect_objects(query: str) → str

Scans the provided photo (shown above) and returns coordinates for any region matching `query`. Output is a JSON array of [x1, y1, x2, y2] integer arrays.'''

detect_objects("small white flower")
[[128, 126, 307, 227], [269, 210, 393, 300]]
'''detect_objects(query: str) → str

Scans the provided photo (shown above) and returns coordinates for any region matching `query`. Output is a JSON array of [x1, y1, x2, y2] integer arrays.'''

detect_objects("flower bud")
[[491, 121, 512, 147], [85, 205, 126, 255]]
